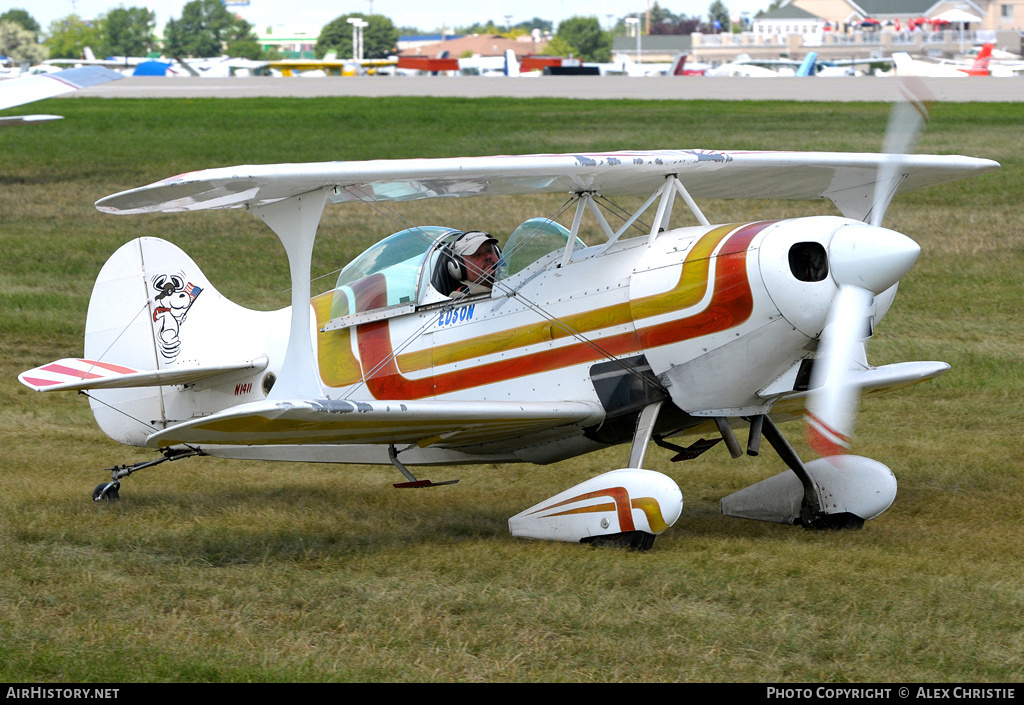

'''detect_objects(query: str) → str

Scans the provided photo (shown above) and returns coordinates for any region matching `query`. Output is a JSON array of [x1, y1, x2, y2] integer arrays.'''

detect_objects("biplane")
[[18, 95, 999, 549]]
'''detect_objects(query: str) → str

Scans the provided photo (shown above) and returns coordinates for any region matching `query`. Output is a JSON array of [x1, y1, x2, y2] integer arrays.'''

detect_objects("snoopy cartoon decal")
[[151, 273, 202, 360]]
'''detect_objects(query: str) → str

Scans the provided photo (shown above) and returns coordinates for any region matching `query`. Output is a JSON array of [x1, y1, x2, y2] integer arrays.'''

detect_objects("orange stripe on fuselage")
[[354, 221, 770, 400]]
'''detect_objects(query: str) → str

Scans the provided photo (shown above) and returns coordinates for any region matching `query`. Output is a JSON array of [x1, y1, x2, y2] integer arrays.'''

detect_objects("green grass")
[[1, 97, 1022, 683]]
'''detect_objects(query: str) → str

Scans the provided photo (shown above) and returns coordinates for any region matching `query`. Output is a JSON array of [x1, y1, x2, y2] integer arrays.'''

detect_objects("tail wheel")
[[92, 481, 120, 502]]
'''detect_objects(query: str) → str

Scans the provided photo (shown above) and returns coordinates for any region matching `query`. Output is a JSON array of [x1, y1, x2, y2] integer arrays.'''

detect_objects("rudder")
[[84, 237, 288, 446]]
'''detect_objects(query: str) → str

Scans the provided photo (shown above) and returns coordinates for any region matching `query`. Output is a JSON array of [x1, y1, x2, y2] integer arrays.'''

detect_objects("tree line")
[[0, 1, 735, 65]]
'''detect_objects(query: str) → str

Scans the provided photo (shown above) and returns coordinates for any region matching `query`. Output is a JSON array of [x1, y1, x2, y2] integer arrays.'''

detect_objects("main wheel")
[[802, 512, 864, 531], [581, 531, 656, 551]]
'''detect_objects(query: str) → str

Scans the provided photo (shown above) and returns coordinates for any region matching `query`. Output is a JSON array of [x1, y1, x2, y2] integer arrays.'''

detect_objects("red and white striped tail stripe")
[[18, 358, 139, 391]]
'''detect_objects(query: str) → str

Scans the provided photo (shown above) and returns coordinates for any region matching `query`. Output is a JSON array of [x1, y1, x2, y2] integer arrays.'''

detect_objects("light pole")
[[625, 16, 641, 64], [347, 17, 368, 61]]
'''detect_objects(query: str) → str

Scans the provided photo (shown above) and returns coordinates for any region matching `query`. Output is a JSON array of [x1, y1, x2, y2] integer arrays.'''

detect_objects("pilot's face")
[[464, 243, 500, 284]]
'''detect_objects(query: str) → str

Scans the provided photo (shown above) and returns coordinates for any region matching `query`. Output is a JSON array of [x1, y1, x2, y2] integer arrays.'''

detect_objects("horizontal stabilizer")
[[763, 360, 950, 402], [0, 114, 63, 126], [19, 356, 268, 392], [147, 398, 604, 449]]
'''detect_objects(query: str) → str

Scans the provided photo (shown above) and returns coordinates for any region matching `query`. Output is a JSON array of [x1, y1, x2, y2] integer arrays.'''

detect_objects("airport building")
[[617, 1, 1022, 67]]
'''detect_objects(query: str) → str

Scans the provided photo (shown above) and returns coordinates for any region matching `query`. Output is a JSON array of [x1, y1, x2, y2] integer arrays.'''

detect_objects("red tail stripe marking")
[[40, 364, 103, 380], [80, 359, 139, 374], [22, 376, 61, 387]]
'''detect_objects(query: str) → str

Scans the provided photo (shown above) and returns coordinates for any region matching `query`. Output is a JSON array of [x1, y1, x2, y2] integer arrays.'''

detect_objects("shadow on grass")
[[17, 481, 518, 566], [8, 474, 839, 568]]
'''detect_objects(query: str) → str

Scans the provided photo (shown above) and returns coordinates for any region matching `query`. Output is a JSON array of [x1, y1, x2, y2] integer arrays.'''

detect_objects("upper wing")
[[94, 150, 999, 221], [146, 398, 604, 450], [0, 66, 124, 124]]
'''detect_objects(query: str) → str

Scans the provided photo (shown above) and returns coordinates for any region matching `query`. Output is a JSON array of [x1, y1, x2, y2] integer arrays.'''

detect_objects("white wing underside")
[[95, 150, 998, 223], [146, 398, 604, 450]]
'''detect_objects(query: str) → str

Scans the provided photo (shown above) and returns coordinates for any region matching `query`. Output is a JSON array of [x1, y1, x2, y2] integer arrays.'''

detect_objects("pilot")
[[438, 230, 501, 297]]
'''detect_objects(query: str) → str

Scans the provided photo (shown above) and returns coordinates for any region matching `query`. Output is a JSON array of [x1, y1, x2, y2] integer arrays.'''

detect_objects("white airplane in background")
[[704, 53, 885, 78], [178, 56, 271, 77], [0, 65, 124, 126], [19, 88, 998, 550], [892, 43, 1015, 77], [703, 53, 798, 77], [595, 53, 678, 76], [43, 47, 148, 74], [705, 59, 782, 77]]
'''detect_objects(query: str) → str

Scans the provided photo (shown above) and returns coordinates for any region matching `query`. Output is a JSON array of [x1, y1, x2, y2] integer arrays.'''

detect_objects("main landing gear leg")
[[757, 416, 829, 528], [627, 400, 663, 470], [92, 447, 203, 502]]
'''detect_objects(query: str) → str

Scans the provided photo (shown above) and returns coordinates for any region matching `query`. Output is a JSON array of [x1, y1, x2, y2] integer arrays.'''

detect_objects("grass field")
[[1, 96, 1022, 683]]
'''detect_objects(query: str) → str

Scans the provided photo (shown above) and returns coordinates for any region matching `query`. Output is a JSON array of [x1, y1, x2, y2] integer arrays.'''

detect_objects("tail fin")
[[80, 237, 288, 446], [504, 49, 520, 77], [968, 43, 994, 75], [796, 52, 818, 76], [669, 54, 687, 76], [891, 52, 913, 75]]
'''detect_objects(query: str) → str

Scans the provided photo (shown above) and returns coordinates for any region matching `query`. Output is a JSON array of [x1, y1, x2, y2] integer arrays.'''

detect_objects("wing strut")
[[648, 176, 710, 243], [671, 176, 710, 227], [388, 444, 459, 488], [593, 175, 709, 256], [252, 189, 329, 399], [561, 195, 588, 268]]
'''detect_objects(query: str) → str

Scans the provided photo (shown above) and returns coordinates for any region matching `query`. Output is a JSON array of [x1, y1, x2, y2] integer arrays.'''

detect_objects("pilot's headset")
[[445, 230, 500, 281]]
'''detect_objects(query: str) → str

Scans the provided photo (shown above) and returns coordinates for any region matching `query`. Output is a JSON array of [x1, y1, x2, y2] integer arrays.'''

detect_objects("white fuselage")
[[85, 216, 894, 468]]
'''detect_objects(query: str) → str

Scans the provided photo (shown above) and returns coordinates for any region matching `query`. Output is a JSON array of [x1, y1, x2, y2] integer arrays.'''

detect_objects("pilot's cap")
[[453, 231, 499, 257]]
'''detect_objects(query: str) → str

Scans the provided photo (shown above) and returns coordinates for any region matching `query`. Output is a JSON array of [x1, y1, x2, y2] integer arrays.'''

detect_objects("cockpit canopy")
[[327, 219, 584, 320]]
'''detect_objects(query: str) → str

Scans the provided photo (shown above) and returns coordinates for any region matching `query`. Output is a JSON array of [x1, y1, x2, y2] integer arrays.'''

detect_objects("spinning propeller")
[[805, 80, 931, 461]]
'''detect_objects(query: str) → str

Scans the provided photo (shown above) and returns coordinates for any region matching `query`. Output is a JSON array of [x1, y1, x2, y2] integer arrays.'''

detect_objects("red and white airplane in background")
[[20, 90, 998, 549], [892, 43, 1022, 77]]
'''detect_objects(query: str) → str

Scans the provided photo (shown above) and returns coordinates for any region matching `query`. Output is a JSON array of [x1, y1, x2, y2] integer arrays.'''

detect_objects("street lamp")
[[625, 17, 641, 64]]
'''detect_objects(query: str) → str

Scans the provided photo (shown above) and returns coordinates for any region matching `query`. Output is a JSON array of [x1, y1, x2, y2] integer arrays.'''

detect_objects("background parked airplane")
[[892, 43, 1013, 77], [0, 65, 124, 126]]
